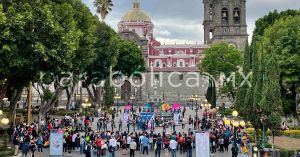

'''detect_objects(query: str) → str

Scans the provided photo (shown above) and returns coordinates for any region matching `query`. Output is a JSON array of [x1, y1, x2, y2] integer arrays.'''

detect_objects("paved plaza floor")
[[13, 107, 244, 157]]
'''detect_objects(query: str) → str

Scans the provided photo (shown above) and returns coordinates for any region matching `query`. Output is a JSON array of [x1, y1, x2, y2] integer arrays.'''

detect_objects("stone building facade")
[[114, 0, 248, 104], [203, 0, 248, 50]]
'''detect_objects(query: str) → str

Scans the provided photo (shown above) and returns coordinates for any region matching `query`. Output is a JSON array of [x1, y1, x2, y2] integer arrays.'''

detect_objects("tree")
[[235, 43, 252, 117], [114, 40, 145, 77], [199, 42, 242, 105], [94, 0, 113, 21], [262, 15, 300, 117], [83, 22, 120, 107], [260, 55, 282, 151], [0, 0, 93, 124]]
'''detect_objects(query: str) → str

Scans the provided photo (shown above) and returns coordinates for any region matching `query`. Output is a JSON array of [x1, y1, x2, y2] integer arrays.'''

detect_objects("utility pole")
[[27, 81, 32, 125]]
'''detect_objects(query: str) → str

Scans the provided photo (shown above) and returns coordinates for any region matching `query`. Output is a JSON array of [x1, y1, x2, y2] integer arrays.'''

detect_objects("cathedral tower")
[[203, 0, 248, 51]]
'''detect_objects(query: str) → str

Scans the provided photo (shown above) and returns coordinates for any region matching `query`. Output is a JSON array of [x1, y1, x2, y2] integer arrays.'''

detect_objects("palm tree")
[[94, 0, 113, 21]]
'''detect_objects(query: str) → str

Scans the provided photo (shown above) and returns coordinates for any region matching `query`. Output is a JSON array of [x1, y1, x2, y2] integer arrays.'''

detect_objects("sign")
[[196, 132, 210, 157], [50, 129, 63, 156], [139, 112, 154, 122]]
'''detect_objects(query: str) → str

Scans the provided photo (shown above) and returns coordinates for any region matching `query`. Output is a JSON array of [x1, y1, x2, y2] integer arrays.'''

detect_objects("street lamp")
[[114, 94, 121, 116], [223, 110, 246, 157], [0, 109, 9, 125], [81, 99, 91, 115], [2, 97, 8, 108], [260, 115, 267, 148], [189, 95, 195, 109], [201, 99, 211, 130], [130, 95, 136, 113]]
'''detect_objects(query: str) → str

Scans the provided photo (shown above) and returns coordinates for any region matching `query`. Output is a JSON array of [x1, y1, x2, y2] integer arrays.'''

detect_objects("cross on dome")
[[133, 0, 140, 9]]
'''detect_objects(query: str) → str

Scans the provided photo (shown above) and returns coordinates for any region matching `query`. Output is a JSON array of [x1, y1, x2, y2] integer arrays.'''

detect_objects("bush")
[[289, 126, 300, 130]]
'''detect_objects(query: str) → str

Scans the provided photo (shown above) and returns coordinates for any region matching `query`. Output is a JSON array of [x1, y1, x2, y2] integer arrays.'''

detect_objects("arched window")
[[233, 7, 240, 24], [221, 8, 228, 23]]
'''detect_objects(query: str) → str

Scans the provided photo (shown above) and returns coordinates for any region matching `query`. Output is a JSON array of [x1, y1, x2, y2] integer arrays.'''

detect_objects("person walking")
[[129, 139, 137, 157], [142, 135, 149, 154], [169, 136, 178, 157]]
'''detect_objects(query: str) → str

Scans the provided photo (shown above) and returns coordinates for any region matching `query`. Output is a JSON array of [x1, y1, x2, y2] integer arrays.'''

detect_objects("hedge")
[[245, 128, 300, 138]]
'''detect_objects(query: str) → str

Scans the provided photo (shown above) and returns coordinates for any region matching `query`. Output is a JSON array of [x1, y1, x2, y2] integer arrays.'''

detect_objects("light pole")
[[224, 110, 245, 157], [260, 115, 267, 148], [2, 97, 8, 109], [194, 95, 200, 117], [201, 99, 211, 129], [189, 95, 194, 109], [114, 94, 121, 116], [130, 95, 136, 113]]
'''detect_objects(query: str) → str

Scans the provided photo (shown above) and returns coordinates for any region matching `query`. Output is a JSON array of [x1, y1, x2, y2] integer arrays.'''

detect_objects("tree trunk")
[[8, 88, 22, 126], [94, 86, 102, 108], [65, 86, 75, 111]]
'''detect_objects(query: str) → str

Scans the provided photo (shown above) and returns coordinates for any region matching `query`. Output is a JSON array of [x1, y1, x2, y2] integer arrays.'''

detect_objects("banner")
[[139, 112, 154, 123], [50, 129, 63, 156], [196, 132, 210, 157], [123, 111, 129, 124], [174, 112, 180, 125]]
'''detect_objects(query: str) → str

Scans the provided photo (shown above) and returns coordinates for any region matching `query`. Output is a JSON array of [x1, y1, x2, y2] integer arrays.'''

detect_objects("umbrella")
[[125, 104, 132, 110], [172, 103, 181, 110]]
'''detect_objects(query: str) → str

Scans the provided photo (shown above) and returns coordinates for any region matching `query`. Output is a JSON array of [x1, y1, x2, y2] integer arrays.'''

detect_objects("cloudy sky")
[[82, 0, 300, 44]]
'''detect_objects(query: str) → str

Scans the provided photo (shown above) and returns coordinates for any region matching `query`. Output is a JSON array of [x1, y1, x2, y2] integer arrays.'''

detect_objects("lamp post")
[[2, 97, 8, 109], [260, 115, 267, 148], [201, 99, 211, 130], [223, 110, 245, 157], [194, 95, 200, 117], [0, 109, 10, 125], [189, 95, 194, 109], [114, 94, 121, 117], [130, 95, 136, 113]]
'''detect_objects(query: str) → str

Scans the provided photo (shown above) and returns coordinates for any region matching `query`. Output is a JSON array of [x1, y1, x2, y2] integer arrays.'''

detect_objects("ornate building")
[[114, 0, 248, 104]]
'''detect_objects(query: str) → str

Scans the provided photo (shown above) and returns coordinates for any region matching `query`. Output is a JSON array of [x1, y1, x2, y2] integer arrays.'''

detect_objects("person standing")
[[129, 139, 137, 157], [142, 135, 149, 154], [109, 136, 117, 157], [155, 134, 162, 157], [13, 135, 20, 156], [185, 137, 193, 157], [36, 134, 43, 153], [21, 140, 30, 157], [169, 136, 178, 157], [80, 136, 86, 154], [111, 119, 115, 132], [85, 141, 93, 157], [118, 119, 122, 132]]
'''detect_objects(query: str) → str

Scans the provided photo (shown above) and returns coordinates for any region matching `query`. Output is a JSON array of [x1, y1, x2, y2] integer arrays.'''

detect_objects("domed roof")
[[122, 9, 151, 22], [121, 1, 151, 22]]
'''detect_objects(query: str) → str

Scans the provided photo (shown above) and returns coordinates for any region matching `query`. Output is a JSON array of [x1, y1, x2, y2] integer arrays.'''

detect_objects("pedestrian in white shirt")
[[169, 136, 178, 157], [109, 137, 117, 157]]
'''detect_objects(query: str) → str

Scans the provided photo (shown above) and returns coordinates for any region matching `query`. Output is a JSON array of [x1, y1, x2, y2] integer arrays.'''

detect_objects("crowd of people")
[[6, 106, 252, 157]]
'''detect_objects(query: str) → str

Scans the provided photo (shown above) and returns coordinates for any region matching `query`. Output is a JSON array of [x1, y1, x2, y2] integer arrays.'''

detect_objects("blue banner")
[[139, 112, 154, 122], [50, 129, 63, 156]]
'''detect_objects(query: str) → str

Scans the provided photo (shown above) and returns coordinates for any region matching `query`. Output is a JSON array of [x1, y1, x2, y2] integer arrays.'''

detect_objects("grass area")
[[0, 149, 14, 157]]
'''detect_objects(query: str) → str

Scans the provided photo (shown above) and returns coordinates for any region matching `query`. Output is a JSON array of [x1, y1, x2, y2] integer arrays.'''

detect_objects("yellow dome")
[[122, 9, 151, 22]]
